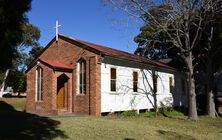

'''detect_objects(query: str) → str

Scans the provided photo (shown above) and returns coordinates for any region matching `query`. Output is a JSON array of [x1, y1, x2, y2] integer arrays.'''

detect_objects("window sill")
[[132, 92, 140, 95], [35, 100, 43, 103], [109, 92, 119, 95]]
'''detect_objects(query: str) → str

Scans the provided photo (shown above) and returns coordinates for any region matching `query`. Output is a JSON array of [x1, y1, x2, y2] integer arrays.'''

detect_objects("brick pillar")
[[89, 56, 101, 116]]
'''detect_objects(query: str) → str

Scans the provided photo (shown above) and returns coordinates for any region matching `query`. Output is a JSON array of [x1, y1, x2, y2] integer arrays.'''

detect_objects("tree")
[[0, 23, 41, 95], [106, 0, 222, 120], [5, 45, 43, 96], [9, 25, 41, 95], [6, 70, 26, 95], [133, 2, 222, 117], [134, 4, 173, 60], [24, 45, 44, 67], [0, 0, 32, 70], [194, 6, 222, 117], [16, 23, 41, 72]]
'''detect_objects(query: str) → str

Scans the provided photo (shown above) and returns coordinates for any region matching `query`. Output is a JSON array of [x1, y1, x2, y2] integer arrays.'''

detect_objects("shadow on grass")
[[157, 130, 196, 140], [0, 101, 68, 140], [2, 94, 26, 98]]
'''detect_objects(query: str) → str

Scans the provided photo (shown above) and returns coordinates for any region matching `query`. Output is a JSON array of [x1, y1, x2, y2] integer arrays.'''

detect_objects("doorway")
[[57, 74, 69, 109]]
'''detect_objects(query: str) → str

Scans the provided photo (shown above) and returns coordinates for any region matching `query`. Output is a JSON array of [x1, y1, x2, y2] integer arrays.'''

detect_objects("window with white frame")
[[36, 67, 43, 101], [110, 68, 117, 92], [133, 71, 138, 92], [78, 59, 86, 94]]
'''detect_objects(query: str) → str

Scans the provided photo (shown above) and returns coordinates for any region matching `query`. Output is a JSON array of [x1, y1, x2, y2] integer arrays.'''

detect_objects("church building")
[[26, 34, 187, 116]]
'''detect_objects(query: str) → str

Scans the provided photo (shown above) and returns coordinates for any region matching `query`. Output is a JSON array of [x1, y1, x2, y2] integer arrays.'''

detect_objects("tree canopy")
[[0, 0, 32, 70]]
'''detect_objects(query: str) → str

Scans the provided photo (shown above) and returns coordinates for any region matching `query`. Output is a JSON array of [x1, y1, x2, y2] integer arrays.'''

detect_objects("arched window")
[[36, 67, 43, 101], [78, 59, 86, 94]]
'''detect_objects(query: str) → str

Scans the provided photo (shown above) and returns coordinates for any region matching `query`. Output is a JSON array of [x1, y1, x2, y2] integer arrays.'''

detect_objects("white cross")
[[54, 20, 61, 42]]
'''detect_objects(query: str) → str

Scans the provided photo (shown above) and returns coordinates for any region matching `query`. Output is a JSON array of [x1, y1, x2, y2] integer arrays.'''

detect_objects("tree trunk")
[[186, 52, 198, 120], [0, 69, 10, 93], [206, 26, 216, 117], [206, 57, 216, 117], [152, 70, 158, 112]]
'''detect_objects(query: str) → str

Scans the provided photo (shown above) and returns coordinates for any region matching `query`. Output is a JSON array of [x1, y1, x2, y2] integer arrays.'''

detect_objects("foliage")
[[0, 0, 32, 70], [115, 108, 185, 119], [6, 70, 26, 93], [117, 110, 138, 117], [0, 22, 41, 92], [25, 45, 44, 66], [20, 23, 41, 47], [134, 4, 174, 60], [140, 111, 160, 118], [0, 1, 40, 94], [17, 24, 41, 72]]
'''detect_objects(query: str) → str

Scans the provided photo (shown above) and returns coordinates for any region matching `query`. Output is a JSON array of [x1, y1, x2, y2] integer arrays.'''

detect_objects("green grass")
[[54, 116, 222, 140], [0, 98, 221, 140], [0, 97, 26, 111]]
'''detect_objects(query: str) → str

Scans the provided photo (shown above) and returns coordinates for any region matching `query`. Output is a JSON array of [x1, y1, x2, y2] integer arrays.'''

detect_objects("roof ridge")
[[58, 34, 174, 70]]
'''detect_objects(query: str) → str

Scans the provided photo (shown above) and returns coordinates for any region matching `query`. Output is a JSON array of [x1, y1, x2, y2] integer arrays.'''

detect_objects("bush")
[[114, 108, 185, 118], [117, 110, 138, 117], [163, 110, 185, 117], [141, 112, 161, 118]]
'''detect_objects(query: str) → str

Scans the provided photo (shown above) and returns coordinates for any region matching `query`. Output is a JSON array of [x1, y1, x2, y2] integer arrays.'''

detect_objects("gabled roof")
[[39, 59, 73, 70], [27, 34, 174, 73], [59, 34, 174, 70]]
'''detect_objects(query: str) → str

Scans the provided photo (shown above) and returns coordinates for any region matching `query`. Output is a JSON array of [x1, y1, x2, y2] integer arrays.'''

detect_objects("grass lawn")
[[0, 98, 221, 140], [54, 116, 222, 140], [0, 97, 26, 111]]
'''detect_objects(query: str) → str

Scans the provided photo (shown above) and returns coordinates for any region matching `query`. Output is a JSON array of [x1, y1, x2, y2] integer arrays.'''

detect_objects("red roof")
[[40, 59, 73, 70], [59, 34, 173, 70]]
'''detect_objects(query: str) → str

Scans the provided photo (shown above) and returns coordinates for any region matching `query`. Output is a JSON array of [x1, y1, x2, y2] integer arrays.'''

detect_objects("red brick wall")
[[73, 56, 102, 115], [26, 63, 54, 114], [26, 38, 102, 116]]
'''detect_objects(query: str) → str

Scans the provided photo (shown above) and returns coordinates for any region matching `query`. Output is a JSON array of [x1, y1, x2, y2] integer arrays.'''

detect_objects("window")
[[110, 68, 116, 92], [78, 59, 86, 94], [36, 67, 43, 101], [133, 71, 138, 92], [169, 77, 173, 93]]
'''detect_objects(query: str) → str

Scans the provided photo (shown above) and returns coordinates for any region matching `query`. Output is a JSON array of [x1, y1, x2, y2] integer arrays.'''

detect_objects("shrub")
[[117, 110, 138, 117], [141, 112, 161, 118], [163, 110, 185, 117]]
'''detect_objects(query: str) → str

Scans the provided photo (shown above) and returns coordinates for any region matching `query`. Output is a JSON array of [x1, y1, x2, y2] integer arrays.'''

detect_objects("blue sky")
[[27, 0, 142, 53]]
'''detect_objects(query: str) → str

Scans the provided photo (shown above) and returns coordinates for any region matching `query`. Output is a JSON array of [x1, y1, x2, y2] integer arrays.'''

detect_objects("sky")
[[27, 0, 142, 53]]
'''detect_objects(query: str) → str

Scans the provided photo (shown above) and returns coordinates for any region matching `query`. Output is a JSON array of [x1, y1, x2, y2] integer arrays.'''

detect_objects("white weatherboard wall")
[[101, 62, 181, 113]]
